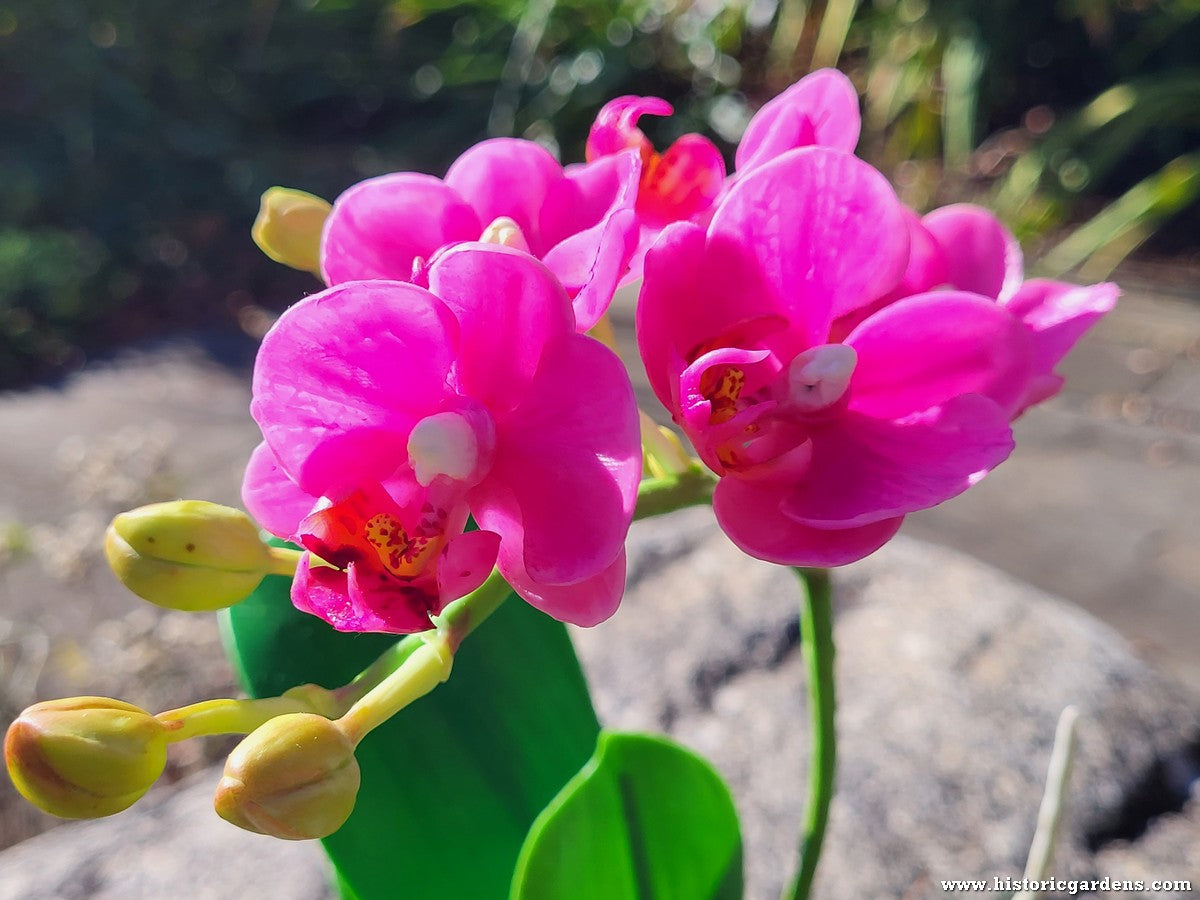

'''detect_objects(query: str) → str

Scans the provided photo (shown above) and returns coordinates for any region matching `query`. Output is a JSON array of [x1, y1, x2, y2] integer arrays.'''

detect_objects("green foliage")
[[0, 228, 106, 383], [0, 0, 739, 386], [511, 731, 743, 900], [5, 0, 1199, 385], [785, 0, 1200, 271], [220, 557, 600, 900]]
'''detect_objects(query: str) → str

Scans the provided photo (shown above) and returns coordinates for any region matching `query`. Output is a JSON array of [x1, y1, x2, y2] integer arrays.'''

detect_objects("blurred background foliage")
[[2, 0, 1198, 387]]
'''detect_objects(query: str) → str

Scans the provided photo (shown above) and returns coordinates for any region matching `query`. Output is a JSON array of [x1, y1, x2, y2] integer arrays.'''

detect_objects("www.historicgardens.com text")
[[940, 876, 1192, 894]]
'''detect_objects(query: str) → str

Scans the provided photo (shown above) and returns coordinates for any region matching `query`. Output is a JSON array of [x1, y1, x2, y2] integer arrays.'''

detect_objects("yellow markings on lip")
[[700, 365, 746, 425], [364, 514, 441, 578]]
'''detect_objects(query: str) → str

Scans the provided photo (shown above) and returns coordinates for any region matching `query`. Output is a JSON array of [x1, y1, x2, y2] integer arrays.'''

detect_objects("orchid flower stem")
[[335, 568, 513, 746], [326, 635, 426, 711], [156, 696, 318, 742], [266, 545, 304, 577], [634, 465, 717, 520], [784, 567, 836, 900]]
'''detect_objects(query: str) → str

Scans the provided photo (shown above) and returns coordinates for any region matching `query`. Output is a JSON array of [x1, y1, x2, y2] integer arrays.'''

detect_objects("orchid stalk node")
[[104, 500, 296, 612], [4, 697, 169, 819], [214, 712, 361, 841], [251, 187, 332, 275]]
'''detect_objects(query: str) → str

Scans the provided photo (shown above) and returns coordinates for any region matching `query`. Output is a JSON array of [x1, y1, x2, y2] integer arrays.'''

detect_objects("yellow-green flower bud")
[[251, 187, 331, 275], [104, 500, 273, 612], [214, 713, 360, 841], [4, 697, 168, 819]]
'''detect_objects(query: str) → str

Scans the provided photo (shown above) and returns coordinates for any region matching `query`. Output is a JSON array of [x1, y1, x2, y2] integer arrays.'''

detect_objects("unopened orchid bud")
[[252, 187, 331, 275], [214, 713, 360, 841], [104, 500, 274, 612], [4, 697, 168, 819]]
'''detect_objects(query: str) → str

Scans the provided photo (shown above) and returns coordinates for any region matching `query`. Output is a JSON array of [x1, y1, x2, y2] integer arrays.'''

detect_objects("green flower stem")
[[323, 635, 426, 711], [634, 466, 717, 520], [335, 568, 512, 745], [266, 545, 305, 577], [156, 696, 319, 742], [784, 567, 836, 900]]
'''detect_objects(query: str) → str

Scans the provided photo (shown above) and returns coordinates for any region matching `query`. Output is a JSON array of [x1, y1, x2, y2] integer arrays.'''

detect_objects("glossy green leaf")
[[511, 730, 742, 900], [220, 558, 600, 900]]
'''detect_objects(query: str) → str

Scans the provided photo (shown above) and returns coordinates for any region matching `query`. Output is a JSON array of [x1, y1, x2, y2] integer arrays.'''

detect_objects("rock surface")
[[576, 510, 1200, 899], [2, 511, 1197, 899], [0, 766, 334, 900]]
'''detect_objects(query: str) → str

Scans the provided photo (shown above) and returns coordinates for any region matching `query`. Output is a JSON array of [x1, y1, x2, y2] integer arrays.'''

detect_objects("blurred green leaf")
[[511, 730, 742, 900], [1038, 152, 1200, 279]]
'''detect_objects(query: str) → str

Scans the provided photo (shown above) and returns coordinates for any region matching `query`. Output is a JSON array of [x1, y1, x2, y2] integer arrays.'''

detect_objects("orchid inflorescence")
[[5, 69, 1116, 895]]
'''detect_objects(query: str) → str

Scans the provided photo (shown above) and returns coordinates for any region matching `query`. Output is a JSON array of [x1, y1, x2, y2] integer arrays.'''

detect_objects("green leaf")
[[511, 731, 743, 900], [220, 561, 600, 900]]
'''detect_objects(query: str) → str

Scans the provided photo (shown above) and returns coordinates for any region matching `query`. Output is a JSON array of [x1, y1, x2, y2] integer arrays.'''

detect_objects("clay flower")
[[586, 68, 860, 261], [320, 139, 641, 331], [870, 203, 1119, 414], [637, 148, 1033, 567], [244, 244, 641, 632]]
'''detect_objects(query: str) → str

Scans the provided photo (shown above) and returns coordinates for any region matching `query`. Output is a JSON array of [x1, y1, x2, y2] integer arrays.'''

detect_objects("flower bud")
[[214, 713, 360, 841], [4, 697, 168, 819], [252, 187, 331, 275], [105, 500, 272, 611]]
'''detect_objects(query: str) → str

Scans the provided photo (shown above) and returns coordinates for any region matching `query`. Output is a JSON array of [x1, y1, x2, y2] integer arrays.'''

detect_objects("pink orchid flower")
[[320, 138, 641, 331], [638, 148, 1035, 567], [869, 203, 1119, 414], [586, 68, 860, 265], [243, 244, 641, 633]]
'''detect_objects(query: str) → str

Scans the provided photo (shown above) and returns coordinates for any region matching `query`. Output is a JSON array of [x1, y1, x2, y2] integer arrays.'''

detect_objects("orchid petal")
[[1004, 278, 1119, 413], [714, 477, 903, 567], [436, 530, 501, 604], [897, 206, 950, 295], [542, 150, 641, 249], [321, 174, 480, 285], [541, 151, 641, 329], [638, 134, 726, 225], [847, 291, 1034, 419], [735, 69, 861, 173], [586, 95, 672, 161], [637, 222, 790, 410], [472, 333, 640, 587], [241, 442, 318, 540], [782, 396, 1014, 527], [251, 281, 459, 498], [1004, 278, 1119, 371], [444, 138, 563, 255], [425, 243, 574, 414], [542, 208, 639, 331], [922, 204, 1024, 301], [503, 542, 627, 627], [291, 555, 434, 634], [710, 147, 909, 343]]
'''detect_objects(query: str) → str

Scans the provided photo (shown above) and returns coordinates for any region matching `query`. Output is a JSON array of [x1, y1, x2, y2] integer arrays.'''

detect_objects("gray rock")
[[0, 767, 334, 900], [573, 509, 1200, 900]]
